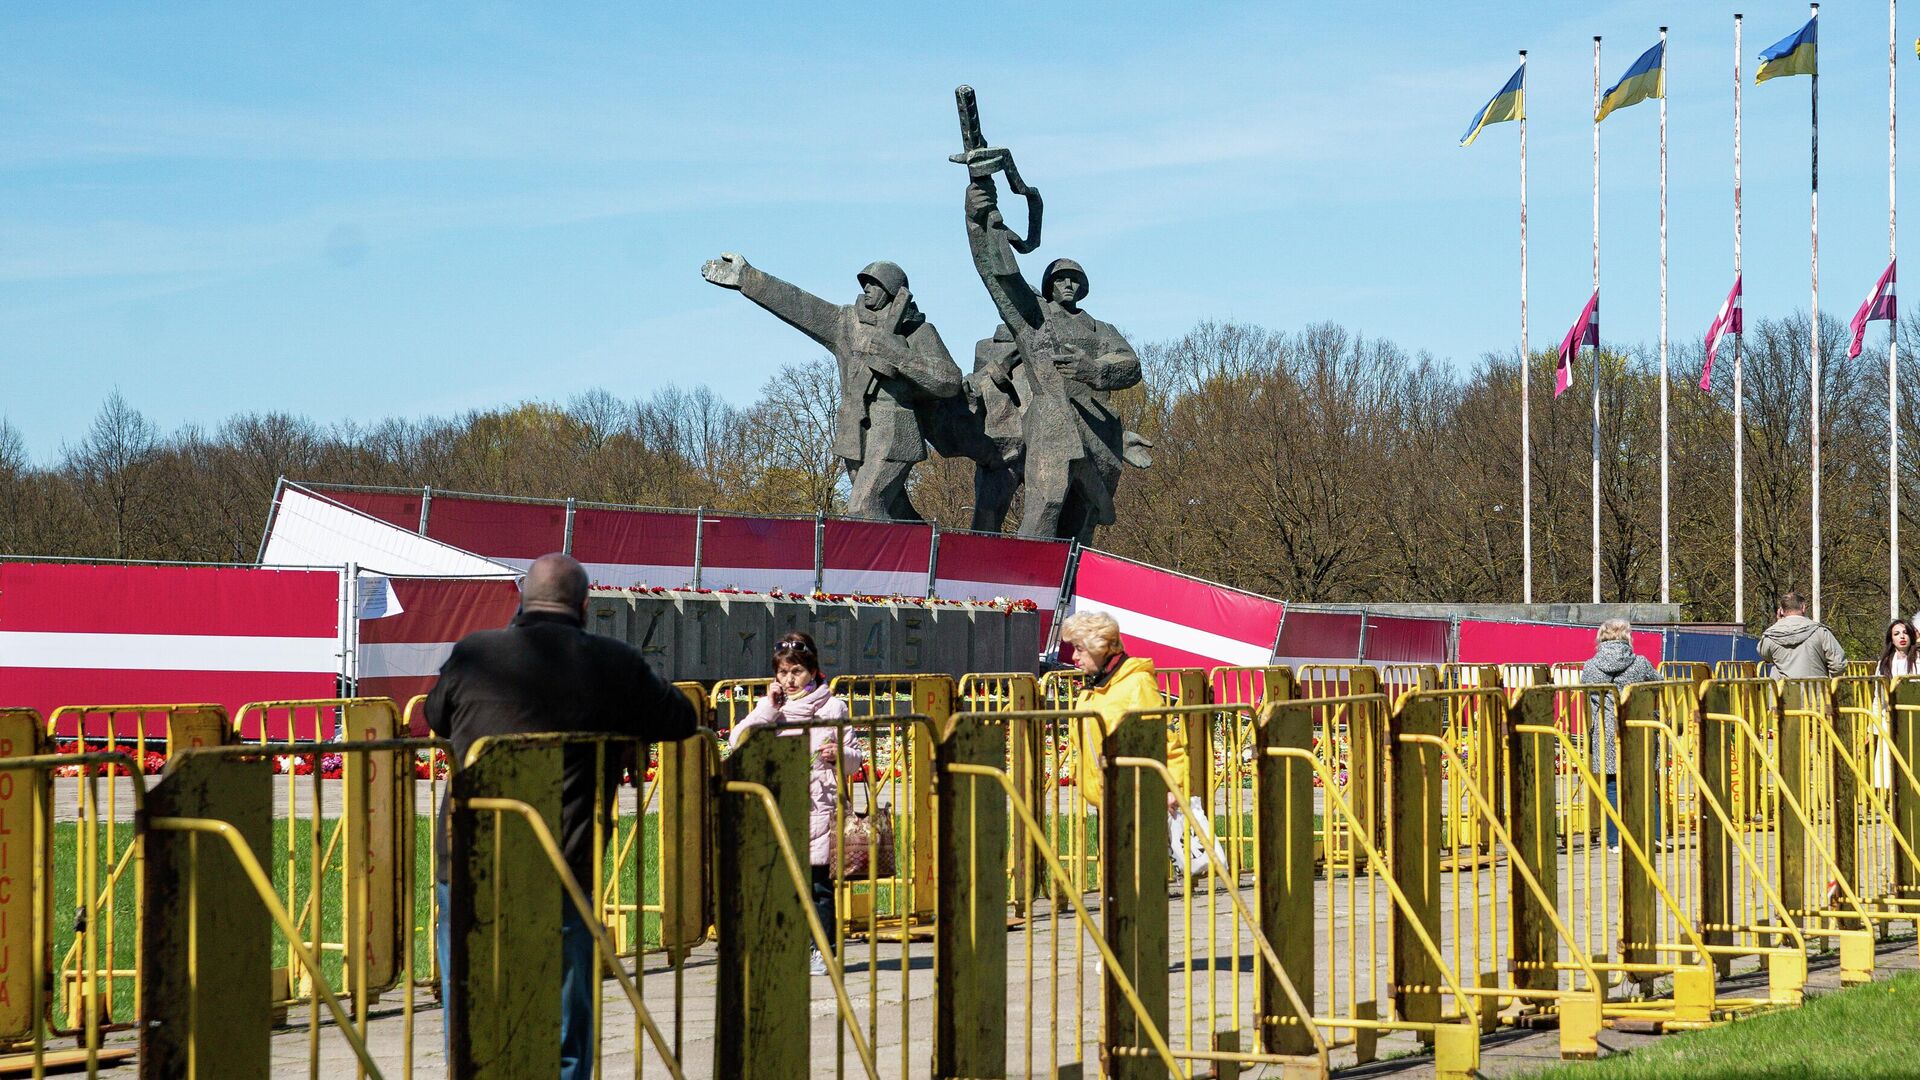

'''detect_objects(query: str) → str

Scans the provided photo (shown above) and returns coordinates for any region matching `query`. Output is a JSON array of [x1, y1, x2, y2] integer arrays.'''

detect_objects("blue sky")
[[0, 1, 1907, 460]]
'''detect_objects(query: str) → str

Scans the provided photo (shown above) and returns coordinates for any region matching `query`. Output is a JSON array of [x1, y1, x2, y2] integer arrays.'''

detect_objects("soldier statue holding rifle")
[[952, 85, 1151, 544]]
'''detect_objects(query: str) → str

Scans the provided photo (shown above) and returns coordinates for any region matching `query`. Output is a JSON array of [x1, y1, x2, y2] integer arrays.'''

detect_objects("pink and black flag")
[[1700, 275, 1743, 390], [1556, 289, 1599, 398], [1848, 260, 1897, 359]]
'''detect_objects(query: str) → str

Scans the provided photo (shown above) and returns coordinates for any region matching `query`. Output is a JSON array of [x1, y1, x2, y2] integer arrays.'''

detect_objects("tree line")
[[5, 311, 1918, 653]]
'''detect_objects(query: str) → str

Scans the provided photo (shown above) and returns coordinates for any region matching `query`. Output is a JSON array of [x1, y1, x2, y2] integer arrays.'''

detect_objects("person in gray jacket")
[[1757, 591, 1847, 679], [1581, 619, 1661, 851]]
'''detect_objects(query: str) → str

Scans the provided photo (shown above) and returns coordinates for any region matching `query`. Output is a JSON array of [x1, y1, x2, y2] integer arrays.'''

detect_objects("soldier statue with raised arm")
[[701, 254, 962, 522], [951, 86, 1150, 543]]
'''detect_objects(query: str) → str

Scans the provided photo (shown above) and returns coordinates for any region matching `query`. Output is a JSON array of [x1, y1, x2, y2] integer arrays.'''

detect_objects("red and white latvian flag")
[[1066, 550, 1285, 671], [1848, 260, 1897, 360], [1556, 289, 1599, 398], [1700, 275, 1743, 390]]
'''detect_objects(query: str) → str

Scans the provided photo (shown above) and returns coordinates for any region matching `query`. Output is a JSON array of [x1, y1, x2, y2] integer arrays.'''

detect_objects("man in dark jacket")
[[427, 553, 696, 1080]]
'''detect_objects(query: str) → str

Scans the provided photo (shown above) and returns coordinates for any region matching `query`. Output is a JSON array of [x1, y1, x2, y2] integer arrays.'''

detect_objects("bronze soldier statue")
[[953, 86, 1151, 543], [701, 254, 962, 521]]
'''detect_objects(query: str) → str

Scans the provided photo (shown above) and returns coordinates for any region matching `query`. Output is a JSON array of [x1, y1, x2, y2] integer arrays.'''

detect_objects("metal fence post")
[[659, 687, 714, 965], [1897, 679, 1920, 898], [1616, 685, 1663, 978], [1508, 687, 1559, 999], [909, 675, 951, 922], [142, 732, 271, 1079], [1000, 677, 1048, 909], [0, 713, 48, 1047], [1255, 675, 1316, 1056], [1171, 668, 1212, 802], [1387, 693, 1446, 1032], [450, 740, 563, 1079], [715, 726, 808, 1079], [1698, 682, 1736, 978], [934, 712, 1009, 1078], [1776, 683, 1810, 923], [1101, 715, 1168, 1080]]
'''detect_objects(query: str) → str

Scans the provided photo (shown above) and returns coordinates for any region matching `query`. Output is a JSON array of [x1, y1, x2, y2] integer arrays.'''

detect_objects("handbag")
[[833, 773, 897, 879]]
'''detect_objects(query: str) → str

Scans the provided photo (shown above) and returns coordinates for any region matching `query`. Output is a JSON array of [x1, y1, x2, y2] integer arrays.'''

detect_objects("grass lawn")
[[1514, 971, 1920, 1080]]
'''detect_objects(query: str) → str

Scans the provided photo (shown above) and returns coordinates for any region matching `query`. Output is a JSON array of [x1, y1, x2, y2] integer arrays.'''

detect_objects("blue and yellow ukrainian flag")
[[1460, 64, 1525, 147], [1757, 17, 1817, 83], [1596, 41, 1665, 122]]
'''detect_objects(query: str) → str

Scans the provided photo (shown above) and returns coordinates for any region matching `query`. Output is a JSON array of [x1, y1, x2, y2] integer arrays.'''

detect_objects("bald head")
[[522, 553, 590, 616]]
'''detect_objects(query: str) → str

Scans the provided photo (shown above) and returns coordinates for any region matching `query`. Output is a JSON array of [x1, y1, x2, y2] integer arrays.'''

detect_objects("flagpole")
[[1891, 0, 1900, 621], [1660, 26, 1671, 606], [1735, 13, 1746, 626], [1811, 2, 1823, 622], [1593, 36, 1604, 605], [1520, 49, 1534, 606]]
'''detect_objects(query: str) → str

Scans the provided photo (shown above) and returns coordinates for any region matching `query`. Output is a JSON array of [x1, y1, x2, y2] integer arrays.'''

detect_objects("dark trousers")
[[437, 881, 596, 1079], [810, 864, 836, 950]]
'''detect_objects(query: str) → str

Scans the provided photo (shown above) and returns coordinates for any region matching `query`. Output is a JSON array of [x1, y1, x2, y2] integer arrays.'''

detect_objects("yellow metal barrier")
[[0, 712, 140, 1074], [1702, 679, 1879, 985], [449, 728, 706, 1079], [1659, 661, 1711, 682], [1829, 676, 1920, 928], [1257, 694, 1479, 1076], [1038, 669, 1086, 710], [144, 736, 436, 1078], [826, 675, 949, 927], [41, 702, 227, 1040], [232, 698, 409, 1013], [1383, 664, 1440, 706]]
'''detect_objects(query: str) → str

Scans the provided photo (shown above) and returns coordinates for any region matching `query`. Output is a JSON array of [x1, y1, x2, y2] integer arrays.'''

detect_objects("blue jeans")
[[438, 881, 596, 1078], [1603, 776, 1663, 849]]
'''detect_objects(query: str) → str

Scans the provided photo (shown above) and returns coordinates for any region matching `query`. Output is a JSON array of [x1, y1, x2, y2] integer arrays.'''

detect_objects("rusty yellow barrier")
[[143, 736, 438, 1079], [1262, 694, 1481, 1077], [0, 712, 142, 1074], [42, 702, 228, 1040], [232, 698, 409, 1014]]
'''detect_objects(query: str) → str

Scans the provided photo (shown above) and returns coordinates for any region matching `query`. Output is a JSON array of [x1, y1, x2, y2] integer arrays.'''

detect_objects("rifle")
[[949, 85, 1044, 254]]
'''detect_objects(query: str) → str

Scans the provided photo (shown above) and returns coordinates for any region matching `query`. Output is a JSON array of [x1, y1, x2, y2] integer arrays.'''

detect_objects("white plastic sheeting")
[[261, 485, 519, 579]]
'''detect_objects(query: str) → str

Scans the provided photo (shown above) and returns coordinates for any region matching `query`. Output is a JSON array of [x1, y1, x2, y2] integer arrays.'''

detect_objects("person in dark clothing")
[[427, 553, 696, 1080]]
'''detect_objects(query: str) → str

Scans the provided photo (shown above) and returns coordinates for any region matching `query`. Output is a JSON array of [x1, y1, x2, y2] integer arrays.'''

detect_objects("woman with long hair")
[[1878, 619, 1919, 678], [1872, 620, 1917, 790]]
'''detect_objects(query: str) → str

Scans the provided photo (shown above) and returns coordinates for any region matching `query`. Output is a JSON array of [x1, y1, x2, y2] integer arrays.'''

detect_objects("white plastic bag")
[[1169, 796, 1229, 880]]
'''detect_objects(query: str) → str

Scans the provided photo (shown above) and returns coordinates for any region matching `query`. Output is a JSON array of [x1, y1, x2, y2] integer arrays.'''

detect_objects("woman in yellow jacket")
[[1061, 610, 1187, 811]]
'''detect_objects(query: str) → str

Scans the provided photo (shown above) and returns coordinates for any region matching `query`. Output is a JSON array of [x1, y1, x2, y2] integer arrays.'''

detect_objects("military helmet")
[[857, 260, 909, 297], [1042, 258, 1090, 301]]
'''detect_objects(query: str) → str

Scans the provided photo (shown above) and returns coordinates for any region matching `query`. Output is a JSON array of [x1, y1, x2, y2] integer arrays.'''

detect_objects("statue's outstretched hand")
[[701, 252, 749, 289]]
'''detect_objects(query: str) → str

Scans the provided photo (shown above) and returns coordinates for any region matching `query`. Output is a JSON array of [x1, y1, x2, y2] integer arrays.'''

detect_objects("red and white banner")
[[0, 563, 342, 729], [262, 486, 519, 579], [822, 519, 932, 596], [933, 530, 1072, 640], [1067, 550, 1285, 671], [418, 496, 565, 570], [698, 514, 816, 593], [357, 578, 522, 730], [1457, 619, 1664, 667], [1361, 615, 1450, 664], [571, 507, 698, 587], [1272, 609, 1363, 668]]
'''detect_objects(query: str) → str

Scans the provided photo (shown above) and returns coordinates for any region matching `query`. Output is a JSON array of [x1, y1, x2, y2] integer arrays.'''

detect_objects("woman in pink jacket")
[[725, 632, 864, 975]]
